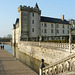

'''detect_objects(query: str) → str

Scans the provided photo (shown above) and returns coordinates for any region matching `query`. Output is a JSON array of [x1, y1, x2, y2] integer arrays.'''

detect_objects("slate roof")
[[34, 3, 39, 10], [41, 16, 69, 24], [13, 18, 19, 29], [15, 18, 19, 24]]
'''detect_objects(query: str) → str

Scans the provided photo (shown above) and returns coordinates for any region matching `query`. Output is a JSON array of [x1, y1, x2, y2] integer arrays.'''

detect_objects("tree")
[[7, 34, 12, 38]]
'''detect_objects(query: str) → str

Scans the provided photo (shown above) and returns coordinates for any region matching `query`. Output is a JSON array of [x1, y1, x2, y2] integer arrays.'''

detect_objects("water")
[[4, 45, 48, 74], [4, 44, 12, 54]]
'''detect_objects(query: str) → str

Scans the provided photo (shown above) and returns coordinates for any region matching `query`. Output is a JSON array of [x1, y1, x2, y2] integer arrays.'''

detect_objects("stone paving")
[[0, 49, 37, 75]]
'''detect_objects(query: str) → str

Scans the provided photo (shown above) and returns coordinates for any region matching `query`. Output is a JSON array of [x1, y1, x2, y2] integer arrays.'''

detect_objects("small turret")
[[34, 3, 39, 10], [18, 3, 41, 40], [13, 24, 16, 29]]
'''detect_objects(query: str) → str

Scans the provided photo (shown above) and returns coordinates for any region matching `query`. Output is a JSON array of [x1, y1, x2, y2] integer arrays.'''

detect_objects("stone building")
[[12, 3, 71, 45], [41, 15, 70, 41], [18, 3, 41, 41], [69, 19, 75, 43], [69, 19, 75, 28], [12, 3, 41, 45]]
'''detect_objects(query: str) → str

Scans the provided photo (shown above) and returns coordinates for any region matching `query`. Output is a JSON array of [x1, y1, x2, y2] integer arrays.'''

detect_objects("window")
[[32, 13, 34, 17], [42, 30, 43, 33], [57, 29, 59, 33], [51, 24, 53, 28], [68, 25, 69, 29], [32, 20, 34, 24], [63, 30, 64, 34], [42, 23, 43, 26], [62, 25, 64, 28], [32, 28, 34, 32], [68, 30, 69, 34], [44, 23, 47, 27], [51, 29, 53, 33], [39, 27, 40, 29], [44, 29, 47, 33], [57, 24, 59, 28]]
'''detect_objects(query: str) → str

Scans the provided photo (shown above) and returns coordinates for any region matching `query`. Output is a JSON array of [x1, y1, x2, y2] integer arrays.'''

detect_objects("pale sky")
[[0, 0, 75, 37]]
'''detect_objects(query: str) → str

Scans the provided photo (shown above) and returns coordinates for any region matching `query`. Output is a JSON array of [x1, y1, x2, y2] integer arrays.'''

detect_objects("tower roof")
[[15, 18, 19, 24], [34, 3, 39, 10], [18, 3, 41, 14]]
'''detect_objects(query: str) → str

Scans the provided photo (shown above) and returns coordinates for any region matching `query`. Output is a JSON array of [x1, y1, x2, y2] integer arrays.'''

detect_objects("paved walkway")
[[0, 49, 37, 75]]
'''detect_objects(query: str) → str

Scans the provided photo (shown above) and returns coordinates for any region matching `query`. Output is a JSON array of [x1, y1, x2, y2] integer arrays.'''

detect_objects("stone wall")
[[18, 41, 72, 64]]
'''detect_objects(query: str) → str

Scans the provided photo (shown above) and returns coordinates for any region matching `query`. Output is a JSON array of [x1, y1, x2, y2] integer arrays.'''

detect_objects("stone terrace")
[[0, 49, 37, 75]]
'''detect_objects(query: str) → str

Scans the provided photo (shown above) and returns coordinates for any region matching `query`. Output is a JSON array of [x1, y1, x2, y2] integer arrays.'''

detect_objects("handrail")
[[39, 53, 75, 75], [43, 53, 75, 70]]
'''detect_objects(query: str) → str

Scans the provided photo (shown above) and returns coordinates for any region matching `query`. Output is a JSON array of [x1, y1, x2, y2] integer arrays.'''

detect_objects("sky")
[[0, 0, 75, 37]]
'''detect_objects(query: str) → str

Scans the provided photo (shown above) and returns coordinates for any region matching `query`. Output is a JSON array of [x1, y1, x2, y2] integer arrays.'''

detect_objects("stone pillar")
[[69, 30, 71, 53], [39, 36, 42, 46]]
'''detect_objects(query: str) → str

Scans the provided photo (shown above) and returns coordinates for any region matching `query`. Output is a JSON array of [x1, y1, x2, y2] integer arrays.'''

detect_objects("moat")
[[4, 44, 48, 73]]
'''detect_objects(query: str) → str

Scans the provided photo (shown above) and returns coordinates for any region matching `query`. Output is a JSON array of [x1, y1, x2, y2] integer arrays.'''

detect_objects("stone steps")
[[59, 72, 75, 75]]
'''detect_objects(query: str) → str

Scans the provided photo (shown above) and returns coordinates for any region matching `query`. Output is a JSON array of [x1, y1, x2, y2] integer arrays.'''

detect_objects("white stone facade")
[[41, 22, 71, 40], [29, 12, 40, 38]]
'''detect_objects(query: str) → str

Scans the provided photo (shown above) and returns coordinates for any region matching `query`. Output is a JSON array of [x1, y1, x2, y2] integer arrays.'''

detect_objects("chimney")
[[61, 15, 64, 21]]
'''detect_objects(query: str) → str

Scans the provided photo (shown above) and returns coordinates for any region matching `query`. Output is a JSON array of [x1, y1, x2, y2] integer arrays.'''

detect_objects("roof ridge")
[[41, 16, 69, 24], [41, 16, 66, 21]]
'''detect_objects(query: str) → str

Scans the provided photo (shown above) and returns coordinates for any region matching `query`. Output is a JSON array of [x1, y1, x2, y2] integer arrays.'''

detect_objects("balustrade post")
[[62, 63, 64, 73], [39, 68, 42, 75], [69, 58, 72, 71], [57, 64, 59, 74], [52, 67, 54, 75]]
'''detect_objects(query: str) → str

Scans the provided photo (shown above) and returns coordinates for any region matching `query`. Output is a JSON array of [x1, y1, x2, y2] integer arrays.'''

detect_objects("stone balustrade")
[[39, 53, 75, 75], [56, 43, 69, 49], [20, 41, 75, 51], [71, 44, 75, 50]]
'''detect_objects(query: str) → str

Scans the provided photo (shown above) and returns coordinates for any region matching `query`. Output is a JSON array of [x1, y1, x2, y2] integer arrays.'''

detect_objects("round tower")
[[29, 3, 41, 41], [18, 3, 41, 41]]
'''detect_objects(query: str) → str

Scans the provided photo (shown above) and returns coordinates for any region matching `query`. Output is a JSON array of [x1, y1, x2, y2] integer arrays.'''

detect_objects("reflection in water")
[[4, 44, 12, 54], [5, 45, 48, 74], [12, 47, 41, 73]]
